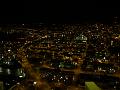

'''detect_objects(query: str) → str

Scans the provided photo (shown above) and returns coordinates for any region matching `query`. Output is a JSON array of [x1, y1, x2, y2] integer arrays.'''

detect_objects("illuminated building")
[[0, 81, 3, 90], [85, 82, 101, 90]]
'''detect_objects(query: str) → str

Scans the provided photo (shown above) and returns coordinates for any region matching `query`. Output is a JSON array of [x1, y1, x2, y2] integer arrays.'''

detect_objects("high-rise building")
[[113, 17, 120, 34], [0, 81, 3, 90]]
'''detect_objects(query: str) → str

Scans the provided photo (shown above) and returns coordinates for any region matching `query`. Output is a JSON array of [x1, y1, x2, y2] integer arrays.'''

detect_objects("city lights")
[[0, 17, 120, 90]]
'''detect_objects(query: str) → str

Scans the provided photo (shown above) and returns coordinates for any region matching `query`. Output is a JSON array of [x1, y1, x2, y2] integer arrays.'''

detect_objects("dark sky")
[[24, 1, 120, 23], [0, 1, 119, 24], [23, 7, 119, 24]]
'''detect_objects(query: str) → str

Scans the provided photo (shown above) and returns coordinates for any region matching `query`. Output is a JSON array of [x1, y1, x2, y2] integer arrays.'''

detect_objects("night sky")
[[0, 2, 119, 24], [23, 6, 118, 24]]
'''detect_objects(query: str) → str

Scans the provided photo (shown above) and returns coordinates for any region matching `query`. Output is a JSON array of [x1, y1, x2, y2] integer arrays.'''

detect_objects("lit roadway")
[[41, 62, 120, 79], [16, 47, 51, 90]]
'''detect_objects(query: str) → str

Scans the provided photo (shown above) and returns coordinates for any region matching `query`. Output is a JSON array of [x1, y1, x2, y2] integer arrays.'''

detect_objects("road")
[[17, 47, 51, 90], [41, 62, 120, 79]]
